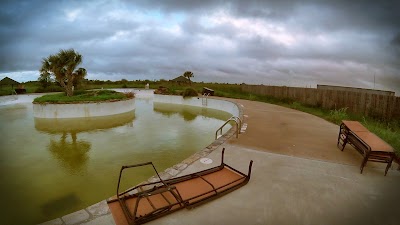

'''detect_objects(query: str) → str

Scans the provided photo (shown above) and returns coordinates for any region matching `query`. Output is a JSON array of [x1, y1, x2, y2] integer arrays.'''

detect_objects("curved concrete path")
[[227, 98, 375, 166], [40, 97, 400, 225]]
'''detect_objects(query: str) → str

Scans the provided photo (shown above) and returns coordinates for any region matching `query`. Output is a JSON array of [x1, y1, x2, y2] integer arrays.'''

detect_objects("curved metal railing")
[[215, 116, 242, 140]]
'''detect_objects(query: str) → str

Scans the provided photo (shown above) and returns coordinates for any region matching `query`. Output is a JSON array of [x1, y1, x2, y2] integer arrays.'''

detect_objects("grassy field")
[[4, 80, 400, 156], [33, 90, 133, 103]]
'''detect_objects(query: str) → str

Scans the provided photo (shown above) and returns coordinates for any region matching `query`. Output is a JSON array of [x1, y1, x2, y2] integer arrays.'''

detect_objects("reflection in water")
[[48, 132, 91, 175], [34, 111, 135, 174], [34, 111, 135, 133], [154, 102, 228, 121], [0, 99, 232, 225]]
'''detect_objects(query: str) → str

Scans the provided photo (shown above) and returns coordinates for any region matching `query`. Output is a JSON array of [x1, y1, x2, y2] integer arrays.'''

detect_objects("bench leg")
[[360, 157, 368, 174], [337, 134, 347, 151], [384, 159, 393, 176], [340, 139, 347, 151], [336, 128, 341, 148]]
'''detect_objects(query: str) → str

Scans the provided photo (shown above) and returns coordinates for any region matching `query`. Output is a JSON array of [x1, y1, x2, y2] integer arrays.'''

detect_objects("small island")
[[33, 89, 134, 104], [33, 90, 135, 118], [33, 49, 135, 118]]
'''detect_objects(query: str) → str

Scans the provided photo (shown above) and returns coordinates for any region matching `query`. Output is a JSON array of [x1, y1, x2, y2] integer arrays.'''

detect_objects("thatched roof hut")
[[0, 77, 20, 86], [170, 76, 189, 85], [0, 77, 20, 89]]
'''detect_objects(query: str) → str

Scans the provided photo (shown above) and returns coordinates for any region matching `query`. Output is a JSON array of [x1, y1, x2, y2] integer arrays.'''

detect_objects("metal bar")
[[230, 116, 242, 132], [193, 174, 218, 194], [160, 192, 171, 205], [224, 164, 248, 177], [220, 148, 225, 166], [144, 195, 157, 210], [183, 175, 247, 203], [111, 147, 253, 225], [215, 117, 240, 139]]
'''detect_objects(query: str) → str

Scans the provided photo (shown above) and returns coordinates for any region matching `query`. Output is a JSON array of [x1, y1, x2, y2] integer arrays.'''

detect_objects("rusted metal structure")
[[337, 120, 394, 175], [107, 148, 253, 225]]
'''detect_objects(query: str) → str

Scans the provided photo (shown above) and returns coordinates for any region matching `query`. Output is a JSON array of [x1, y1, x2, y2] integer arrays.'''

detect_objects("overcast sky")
[[1, 0, 399, 94]]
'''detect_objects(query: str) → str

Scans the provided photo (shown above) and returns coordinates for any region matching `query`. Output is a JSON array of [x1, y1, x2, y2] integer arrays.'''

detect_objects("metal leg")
[[360, 156, 368, 174], [340, 135, 347, 151], [337, 124, 348, 151], [384, 157, 393, 176]]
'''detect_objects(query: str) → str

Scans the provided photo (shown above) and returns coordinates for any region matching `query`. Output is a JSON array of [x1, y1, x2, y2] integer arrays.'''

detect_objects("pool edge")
[[37, 96, 243, 225]]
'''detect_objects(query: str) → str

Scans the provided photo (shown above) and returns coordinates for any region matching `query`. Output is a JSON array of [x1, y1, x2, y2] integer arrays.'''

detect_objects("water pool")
[[0, 96, 232, 225]]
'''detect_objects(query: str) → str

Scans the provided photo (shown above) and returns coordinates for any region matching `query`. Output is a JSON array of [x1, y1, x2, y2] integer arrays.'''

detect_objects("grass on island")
[[33, 90, 134, 104]]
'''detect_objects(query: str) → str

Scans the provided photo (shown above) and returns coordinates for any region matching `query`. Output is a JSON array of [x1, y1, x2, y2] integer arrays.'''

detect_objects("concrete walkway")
[[227, 98, 373, 166], [40, 98, 400, 225]]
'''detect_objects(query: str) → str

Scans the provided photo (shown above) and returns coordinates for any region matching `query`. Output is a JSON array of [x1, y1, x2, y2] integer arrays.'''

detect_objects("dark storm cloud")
[[0, 0, 399, 93]]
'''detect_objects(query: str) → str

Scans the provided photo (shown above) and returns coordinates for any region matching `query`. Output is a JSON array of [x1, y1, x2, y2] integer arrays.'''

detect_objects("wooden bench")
[[337, 120, 394, 176]]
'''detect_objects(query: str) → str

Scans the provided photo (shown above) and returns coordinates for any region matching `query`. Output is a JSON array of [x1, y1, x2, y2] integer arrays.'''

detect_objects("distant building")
[[0, 76, 20, 87], [0, 77, 26, 94], [317, 84, 395, 96]]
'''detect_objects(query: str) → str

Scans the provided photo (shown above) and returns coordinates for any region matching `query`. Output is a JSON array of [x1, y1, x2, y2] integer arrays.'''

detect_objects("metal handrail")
[[215, 116, 242, 139], [231, 116, 242, 131], [202, 93, 210, 106]]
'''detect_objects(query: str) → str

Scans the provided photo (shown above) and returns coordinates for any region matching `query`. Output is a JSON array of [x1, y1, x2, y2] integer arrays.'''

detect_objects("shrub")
[[291, 102, 302, 110], [124, 91, 135, 98], [182, 88, 198, 98], [329, 107, 348, 124]]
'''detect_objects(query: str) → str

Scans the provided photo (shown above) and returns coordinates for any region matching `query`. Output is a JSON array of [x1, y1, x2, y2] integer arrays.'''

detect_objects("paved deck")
[[40, 98, 400, 225]]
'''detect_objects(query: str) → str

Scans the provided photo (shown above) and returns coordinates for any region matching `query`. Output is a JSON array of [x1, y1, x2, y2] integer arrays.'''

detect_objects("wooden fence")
[[241, 84, 400, 120]]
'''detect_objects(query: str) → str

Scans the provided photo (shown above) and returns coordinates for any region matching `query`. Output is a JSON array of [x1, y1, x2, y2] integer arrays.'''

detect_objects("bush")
[[329, 107, 348, 124], [33, 90, 128, 103], [182, 88, 198, 98], [124, 91, 135, 98]]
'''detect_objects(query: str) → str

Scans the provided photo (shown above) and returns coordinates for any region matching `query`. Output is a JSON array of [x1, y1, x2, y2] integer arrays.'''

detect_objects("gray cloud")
[[1, 0, 399, 94]]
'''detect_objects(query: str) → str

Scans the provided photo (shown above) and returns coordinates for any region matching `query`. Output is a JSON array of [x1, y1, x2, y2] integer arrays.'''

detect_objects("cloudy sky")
[[1, 0, 399, 94]]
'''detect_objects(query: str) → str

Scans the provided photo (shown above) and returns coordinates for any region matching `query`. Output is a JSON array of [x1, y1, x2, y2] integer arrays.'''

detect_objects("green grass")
[[0, 88, 15, 96], [6, 80, 399, 156], [285, 103, 399, 155], [33, 90, 133, 103]]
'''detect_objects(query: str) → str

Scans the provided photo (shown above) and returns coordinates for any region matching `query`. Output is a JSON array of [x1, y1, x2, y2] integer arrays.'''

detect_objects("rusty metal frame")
[[107, 148, 253, 225]]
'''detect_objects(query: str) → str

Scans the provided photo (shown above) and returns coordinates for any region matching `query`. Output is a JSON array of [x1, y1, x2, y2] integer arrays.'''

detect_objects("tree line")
[[39, 49, 194, 96]]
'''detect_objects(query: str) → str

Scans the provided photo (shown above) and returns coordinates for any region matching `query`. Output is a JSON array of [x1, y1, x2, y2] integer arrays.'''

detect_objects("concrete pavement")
[[40, 97, 400, 225], [146, 144, 400, 225]]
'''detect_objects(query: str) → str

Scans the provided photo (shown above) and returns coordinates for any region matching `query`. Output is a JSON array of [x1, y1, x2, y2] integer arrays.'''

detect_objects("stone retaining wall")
[[33, 98, 135, 118], [154, 94, 240, 117]]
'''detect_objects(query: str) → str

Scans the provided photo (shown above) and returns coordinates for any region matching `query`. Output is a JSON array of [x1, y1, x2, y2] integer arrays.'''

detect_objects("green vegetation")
[[33, 90, 133, 104], [285, 102, 400, 156], [182, 87, 198, 98], [3, 79, 398, 155], [40, 49, 87, 96], [183, 71, 194, 85]]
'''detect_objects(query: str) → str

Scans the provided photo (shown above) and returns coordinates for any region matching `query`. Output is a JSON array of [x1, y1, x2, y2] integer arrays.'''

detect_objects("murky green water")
[[0, 98, 232, 225]]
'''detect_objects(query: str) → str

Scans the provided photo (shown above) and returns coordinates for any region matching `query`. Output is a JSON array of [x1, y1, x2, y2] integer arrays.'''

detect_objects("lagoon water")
[[0, 95, 232, 225]]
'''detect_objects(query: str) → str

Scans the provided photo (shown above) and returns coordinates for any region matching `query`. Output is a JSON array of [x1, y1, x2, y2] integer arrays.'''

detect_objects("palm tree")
[[183, 71, 194, 85], [40, 49, 87, 96]]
